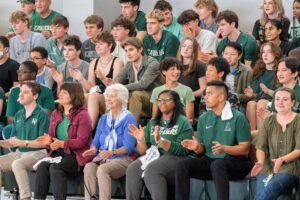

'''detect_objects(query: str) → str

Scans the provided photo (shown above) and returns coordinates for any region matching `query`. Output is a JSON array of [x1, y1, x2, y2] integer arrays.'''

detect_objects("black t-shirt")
[[279, 41, 291, 56], [0, 58, 19, 92]]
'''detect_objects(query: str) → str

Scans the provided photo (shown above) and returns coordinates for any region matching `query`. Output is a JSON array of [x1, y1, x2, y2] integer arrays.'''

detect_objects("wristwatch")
[[112, 150, 116, 156], [25, 140, 29, 147]]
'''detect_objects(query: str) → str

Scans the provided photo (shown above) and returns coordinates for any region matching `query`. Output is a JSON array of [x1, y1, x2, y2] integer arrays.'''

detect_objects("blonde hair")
[[194, 0, 218, 18], [259, 0, 285, 25], [9, 11, 30, 28], [146, 9, 165, 22]]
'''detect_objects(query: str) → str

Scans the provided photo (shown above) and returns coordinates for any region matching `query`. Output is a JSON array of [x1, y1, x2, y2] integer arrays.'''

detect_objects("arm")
[[185, 101, 194, 124], [217, 141, 250, 156], [120, 114, 138, 155], [151, 103, 158, 119], [193, 77, 207, 98], [112, 58, 124, 79]]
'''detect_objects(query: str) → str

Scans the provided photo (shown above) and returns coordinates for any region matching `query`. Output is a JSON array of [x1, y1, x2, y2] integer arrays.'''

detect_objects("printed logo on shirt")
[[150, 125, 179, 136], [205, 125, 213, 129], [32, 118, 37, 125], [147, 49, 165, 57], [34, 25, 51, 31], [224, 122, 232, 132]]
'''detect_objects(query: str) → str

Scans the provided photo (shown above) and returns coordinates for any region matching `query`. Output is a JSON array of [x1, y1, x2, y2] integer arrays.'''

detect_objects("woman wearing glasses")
[[126, 89, 194, 200]]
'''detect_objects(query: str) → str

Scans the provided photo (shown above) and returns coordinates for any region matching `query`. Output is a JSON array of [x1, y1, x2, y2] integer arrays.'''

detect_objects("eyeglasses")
[[157, 98, 173, 104], [28, 57, 43, 61], [17, 70, 32, 74]]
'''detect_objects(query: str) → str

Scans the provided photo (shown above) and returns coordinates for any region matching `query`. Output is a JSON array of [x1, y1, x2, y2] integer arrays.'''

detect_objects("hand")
[[69, 68, 84, 81], [82, 147, 97, 157], [41, 30, 52, 39], [50, 68, 64, 84], [272, 158, 284, 173], [259, 83, 269, 95], [198, 51, 217, 64], [257, 107, 271, 120], [181, 136, 199, 151], [153, 126, 161, 144], [251, 162, 263, 176], [46, 58, 56, 69], [9, 137, 24, 147], [6, 32, 16, 39], [102, 77, 116, 87], [36, 134, 52, 146], [99, 150, 113, 160], [211, 141, 224, 155], [244, 86, 254, 97], [129, 124, 145, 142], [50, 138, 64, 151], [182, 24, 195, 38]]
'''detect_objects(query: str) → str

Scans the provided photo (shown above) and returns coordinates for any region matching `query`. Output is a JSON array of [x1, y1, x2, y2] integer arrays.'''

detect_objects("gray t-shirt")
[[10, 31, 46, 63], [57, 60, 89, 82], [196, 29, 218, 52]]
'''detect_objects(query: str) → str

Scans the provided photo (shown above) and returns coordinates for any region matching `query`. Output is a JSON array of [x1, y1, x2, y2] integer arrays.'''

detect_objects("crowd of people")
[[0, 0, 300, 200]]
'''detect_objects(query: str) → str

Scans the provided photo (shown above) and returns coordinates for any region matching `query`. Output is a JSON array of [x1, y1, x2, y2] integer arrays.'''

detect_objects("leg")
[[0, 151, 22, 188], [12, 150, 46, 199], [84, 162, 99, 200], [256, 99, 269, 130], [143, 155, 185, 200], [210, 156, 252, 200], [255, 173, 298, 200], [87, 92, 105, 129], [34, 161, 52, 199], [175, 155, 213, 200], [128, 91, 151, 123], [97, 158, 132, 200], [50, 154, 79, 200], [125, 159, 144, 200], [246, 101, 257, 131]]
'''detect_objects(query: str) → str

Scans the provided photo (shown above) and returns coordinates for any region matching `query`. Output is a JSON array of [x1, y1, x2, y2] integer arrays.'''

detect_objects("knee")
[[84, 163, 96, 178], [11, 159, 26, 172], [247, 101, 257, 110], [210, 160, 225, 174], [49, 164, 62, 177], [130, 91, 143, 102], [96, 165, 109, 178]]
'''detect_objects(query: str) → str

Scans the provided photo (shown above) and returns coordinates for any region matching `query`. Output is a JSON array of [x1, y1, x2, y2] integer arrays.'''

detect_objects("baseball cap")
[[17, 0, 35, 4]]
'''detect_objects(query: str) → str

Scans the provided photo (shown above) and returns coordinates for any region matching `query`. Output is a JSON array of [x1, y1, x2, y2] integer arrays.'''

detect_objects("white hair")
[[104, 83, 129, 109]]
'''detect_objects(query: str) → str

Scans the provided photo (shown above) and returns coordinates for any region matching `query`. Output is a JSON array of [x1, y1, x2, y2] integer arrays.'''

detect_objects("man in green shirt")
[[175, 81, 252, 200], [119, 0, 147, 41], [31, 0, 62, 39], [143, 9, 180, 62], [216, 10, 258, 67], [6, 60, 55, 124], [0, 81, 50, 200]]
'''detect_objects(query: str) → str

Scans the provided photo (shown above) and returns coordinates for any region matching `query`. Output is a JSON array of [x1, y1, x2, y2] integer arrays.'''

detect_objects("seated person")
[[34, 82, 93, 200], [30, 46, 54, 88], [127, 90, 194, 200], [116, 37, 162, 123], [175, 81, 252, 200], [83, 84, 137, 200], [6, 60, 55, 124], [0, 81, 50, 200], [81, 15, 103, 63], [251, 87, 300, 199], [143, 9, 180, 62], [151, 57, 195, 124], [223, 42, 253, 112], [198, 57, 240, 116]]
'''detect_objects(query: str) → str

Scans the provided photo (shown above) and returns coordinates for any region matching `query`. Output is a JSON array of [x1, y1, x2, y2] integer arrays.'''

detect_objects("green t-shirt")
[[11, 104, 50, 152], [143, 30, 180, 62], [197, 108, 251, 159], [217, 32, 258, 64], [6, 84, 55, 117], [251, 69, 276, 100], [270, 85, 300, 113], [56, 113, 69, 140], [46, 37, 66, 67], [150, 83, 195, 106], [135, 11, 147, 32], [144, 115, 194, 156], [163, 15, 184, 41], [31, 10, 61, 33]]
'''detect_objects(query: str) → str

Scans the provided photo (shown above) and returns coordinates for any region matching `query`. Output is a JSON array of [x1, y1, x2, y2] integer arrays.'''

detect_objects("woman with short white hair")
[[82, 83, 137, 200]]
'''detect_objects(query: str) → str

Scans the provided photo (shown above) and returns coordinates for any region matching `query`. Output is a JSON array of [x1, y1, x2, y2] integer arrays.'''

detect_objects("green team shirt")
[[46, 37, 66, 67], [150, 83, 195, 106], [197, 108, 251, 159], [56, 113, 69, 140], [270, 85, 300, 113], [251, 70, 276, 95], [217, 32, 258, 64], [6, 84, 55, 117], [11, 104, 50, 152], [31, 10, 61, 33], [144, 115, 194, 156], [135, 11, 147, 32], [143, 30, 180, 62]]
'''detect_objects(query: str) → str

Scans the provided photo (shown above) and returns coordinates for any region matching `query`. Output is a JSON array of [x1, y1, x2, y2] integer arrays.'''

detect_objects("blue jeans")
[[255, 173, 298, 200]]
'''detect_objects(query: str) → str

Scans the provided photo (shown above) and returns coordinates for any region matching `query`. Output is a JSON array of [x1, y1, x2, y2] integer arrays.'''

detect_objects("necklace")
[[99, 55, 113, 68]]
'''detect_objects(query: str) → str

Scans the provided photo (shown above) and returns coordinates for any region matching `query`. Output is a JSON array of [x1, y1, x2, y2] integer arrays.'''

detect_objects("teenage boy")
[[81, 15, 104, 63], [216, 10, 258, 67], [119, 0, 147, 40], [9, 11, 46, 63], [143, 9, 180, 62], [116, 37, 162, 122], [0, 81, 50, 200], [46, 15, 69, 68]]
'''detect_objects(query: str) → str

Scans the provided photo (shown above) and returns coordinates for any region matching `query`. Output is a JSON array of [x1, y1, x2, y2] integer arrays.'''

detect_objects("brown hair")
[[58, 82, 85, 113], [22, 81, 41, 97], [111, 16, 135, 37], [122, 37, 144, 55], [216, 10, 239, 28], [94, 31, 116, 53], [9, 11, 30, 28], [194, 0, 218, 18], [177, 37, 199, 76], [84, 15, 104, 29]]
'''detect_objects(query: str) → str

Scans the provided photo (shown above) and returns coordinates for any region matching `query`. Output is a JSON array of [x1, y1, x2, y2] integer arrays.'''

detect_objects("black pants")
[[34, 152, 80, 200], [175, 155, 252, 200]]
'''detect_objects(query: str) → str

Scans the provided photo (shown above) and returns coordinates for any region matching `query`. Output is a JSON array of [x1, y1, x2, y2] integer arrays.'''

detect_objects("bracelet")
[[194, 143, 201, 152]]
